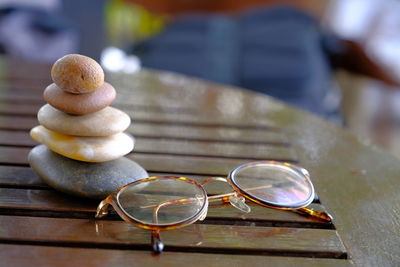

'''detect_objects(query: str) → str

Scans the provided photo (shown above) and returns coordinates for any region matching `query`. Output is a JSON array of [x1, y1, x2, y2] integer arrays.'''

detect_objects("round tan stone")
[[38, 104, 131, 137], [51, 54, 104, 94], [30, 126, 135, 162], [44, 82, 116, 115]]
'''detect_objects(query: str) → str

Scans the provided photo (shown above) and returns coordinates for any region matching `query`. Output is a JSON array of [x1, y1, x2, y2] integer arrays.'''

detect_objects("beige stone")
[[37, 104, 131, 137], [51, 54, 104, 94], [44, 83, 116, 115], [30, 126, 134, 162]]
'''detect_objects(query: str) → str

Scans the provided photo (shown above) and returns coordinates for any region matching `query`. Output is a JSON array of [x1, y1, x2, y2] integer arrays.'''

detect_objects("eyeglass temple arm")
[[95, 196, 114, 218], [205, 180, 333, 222], [212, 193, 334, 223], [297, 207, 333, 223], [206, 185, 333, 222]]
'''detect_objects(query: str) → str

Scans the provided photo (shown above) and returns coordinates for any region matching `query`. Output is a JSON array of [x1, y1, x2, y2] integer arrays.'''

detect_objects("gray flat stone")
[[28, 145, 148, 199]]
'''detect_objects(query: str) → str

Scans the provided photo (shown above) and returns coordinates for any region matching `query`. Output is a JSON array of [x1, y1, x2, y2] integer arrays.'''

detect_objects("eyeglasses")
[[95, 161, 332, 253]]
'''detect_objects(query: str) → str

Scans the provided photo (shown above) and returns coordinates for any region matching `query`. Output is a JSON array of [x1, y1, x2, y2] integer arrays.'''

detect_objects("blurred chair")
[[132, 6, 336, 117], [131, 5, 398, 119]]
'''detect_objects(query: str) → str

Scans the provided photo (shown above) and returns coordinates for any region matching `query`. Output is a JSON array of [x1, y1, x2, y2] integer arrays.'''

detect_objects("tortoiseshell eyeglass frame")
[[95, 161, 333, 253], [95, 176, 209, 253]]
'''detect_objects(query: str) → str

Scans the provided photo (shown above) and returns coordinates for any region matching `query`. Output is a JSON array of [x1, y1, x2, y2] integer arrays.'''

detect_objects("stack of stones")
[[28, 54, 148, 199]]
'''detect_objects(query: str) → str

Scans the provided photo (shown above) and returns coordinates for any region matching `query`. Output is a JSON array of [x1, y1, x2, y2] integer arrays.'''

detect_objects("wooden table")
[[0, 58, 398, 266]]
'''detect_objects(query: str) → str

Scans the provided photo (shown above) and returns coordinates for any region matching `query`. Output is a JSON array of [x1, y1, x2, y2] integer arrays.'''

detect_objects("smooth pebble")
[[51, 54, 104, 94], [28, 145, 148, 199], [30, 125, 134, 162], [44, 82, 116, 115], [38, 104, 130, 137]]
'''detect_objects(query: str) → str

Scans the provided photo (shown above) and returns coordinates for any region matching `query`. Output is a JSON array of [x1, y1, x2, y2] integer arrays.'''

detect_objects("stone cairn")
[[28, 54, 148, 199]]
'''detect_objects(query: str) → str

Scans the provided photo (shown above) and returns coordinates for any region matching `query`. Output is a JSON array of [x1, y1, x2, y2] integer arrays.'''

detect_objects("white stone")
[[30, 125, 134, 162], [38, 104, 131, 137]]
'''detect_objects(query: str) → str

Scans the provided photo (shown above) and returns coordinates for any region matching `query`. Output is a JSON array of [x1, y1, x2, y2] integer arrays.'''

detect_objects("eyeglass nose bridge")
[[201, 176, 251, 213]]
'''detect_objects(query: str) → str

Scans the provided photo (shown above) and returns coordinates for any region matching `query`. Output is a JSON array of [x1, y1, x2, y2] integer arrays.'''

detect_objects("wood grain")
[[0, 165, 235, 193], [0, 215, 347, 258], [0, 102, 277, 129], [0, 244, 351, 267], [0, 116, 288, 145], [0, 130, 296, 161], [0, 115, 37, 131], [0, 188, 328, 227], [0, 165, 46, 188], [0, 146, 298, 173]]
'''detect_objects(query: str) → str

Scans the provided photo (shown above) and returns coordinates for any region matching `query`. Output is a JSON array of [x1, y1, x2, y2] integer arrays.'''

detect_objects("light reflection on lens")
[[229, 162, 314, 208]]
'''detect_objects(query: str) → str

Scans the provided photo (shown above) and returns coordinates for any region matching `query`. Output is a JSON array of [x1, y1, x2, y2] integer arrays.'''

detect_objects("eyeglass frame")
[[95, 160, 333, 253]]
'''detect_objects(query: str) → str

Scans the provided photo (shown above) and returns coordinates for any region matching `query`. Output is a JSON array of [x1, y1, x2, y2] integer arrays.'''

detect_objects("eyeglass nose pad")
[[95, 199, 111, 218], [229, 193, 251, 213]]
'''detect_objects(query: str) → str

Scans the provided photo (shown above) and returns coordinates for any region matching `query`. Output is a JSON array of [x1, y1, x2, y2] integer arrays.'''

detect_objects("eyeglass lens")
[[117, 178, 206, 226], [230, 162, 314, 208]]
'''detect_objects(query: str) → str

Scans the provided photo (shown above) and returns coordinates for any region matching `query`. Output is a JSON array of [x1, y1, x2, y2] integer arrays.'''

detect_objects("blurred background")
[[1, 0, 400, 157]]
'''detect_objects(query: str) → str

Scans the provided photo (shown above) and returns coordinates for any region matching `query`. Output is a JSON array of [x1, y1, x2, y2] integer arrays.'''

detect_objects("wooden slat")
[[134, 138, 295, 160], [0, 165, 235, 194], [0, 146, 296, 176], [0, 244, 351, 267], [0, 165, 319, 200], [3, 66, 280, 120], [0, 115, 37, 131], [0, 146, 298, 175], [0, 99, 197, 115], [0, 188, 95, 212], [0, 162, 320, 199], [0, 116, 289, 145], [0, 101, 45, 115], [0, 93, 44, 104], [0, 146, 31, 165], [130, 123, 288, 144], [0, 81, 50, 90], [0, 131, 296, 161], [0, 130, 34, 146], [0, 165, 45, 188], [0, 165, 238, 192], [129, 153, 292, 175], [115, 109, 276, 128], [1, 68, 287, 130], [0, 215, 347, 258], [0, 188, 327, 227], [0, 94, 277, 128]]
